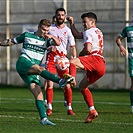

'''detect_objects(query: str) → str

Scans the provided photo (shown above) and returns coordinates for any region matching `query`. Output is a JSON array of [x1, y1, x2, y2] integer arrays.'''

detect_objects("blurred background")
[[0, 0, 132, 89]]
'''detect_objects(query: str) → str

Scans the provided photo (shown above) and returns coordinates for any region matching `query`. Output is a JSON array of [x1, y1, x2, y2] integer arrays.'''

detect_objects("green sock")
[[35, 100, 47, 119], [40, 70, 61, 83], [130, 91, 133, 106]]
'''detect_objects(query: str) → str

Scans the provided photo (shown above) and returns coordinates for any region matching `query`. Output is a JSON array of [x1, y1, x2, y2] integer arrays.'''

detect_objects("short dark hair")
[[55, 8, 66, 14], [81, 12, 97, 22], [38, 19, 51, 27]]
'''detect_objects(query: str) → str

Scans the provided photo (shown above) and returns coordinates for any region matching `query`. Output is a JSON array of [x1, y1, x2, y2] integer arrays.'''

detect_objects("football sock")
[[67, 105, 72, 110], [40, 70, 60, 83], [46, 88, 53, 106], [81, 88, 94, 108], [64, 87, 72, 106], [130, 91, 133, 106], [35, 100, 47, 119], [69, 63, 76, 77], [48, 103, 52, 110], [89, 106, 95, 111]]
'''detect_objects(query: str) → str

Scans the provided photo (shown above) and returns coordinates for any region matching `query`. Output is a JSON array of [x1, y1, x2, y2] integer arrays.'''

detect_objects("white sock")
[[67, 105, 72, 110], [89, 106, 95, 111], [48, 103, 52, 110], [41, 117, 47, 122]]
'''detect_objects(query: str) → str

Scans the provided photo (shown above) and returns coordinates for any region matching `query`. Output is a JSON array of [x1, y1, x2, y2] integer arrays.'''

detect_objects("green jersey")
[[13, 32, 52, 65], [119, 25, 133, 59]]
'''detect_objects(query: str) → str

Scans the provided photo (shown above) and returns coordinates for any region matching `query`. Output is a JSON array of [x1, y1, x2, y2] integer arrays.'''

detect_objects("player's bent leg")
[[29, 65, 75, 88], [28, 65, 62, 85], [41, 70, 75, 88]]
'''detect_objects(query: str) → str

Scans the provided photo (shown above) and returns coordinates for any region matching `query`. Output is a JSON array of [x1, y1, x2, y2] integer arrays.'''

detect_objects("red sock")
[[69, 63, 76, 77], [64, 87, 72, 106], [46, 88, 53, 104], [81, 88, 94, 108]]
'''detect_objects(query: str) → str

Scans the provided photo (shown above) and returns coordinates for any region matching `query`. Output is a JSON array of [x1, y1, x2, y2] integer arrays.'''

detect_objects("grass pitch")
[[0, 86, 133, 133]]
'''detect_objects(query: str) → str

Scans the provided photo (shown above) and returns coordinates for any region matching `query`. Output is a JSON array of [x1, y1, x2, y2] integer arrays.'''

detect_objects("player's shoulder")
[[121, 25, 133, 34], [23, 31, 35, 35], [50, 24, 56, 27], [64, 25, 71, 30], [62, 25, 73, 34], [20, 31, 37, 40], [123, 25, 133, 30], [85, 27, 97, 33], [50, 24, 55, 29], [126, 25, 133, 28]]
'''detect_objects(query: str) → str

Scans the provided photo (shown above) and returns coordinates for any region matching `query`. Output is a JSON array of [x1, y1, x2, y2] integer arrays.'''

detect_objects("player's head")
[[55, 8, 66, 25], [81, 12, 97, 30], [38, 19, 51, 27], [52, 15, 56, 24], [81, 12, 97, 22], [37, 19, 51, 37]]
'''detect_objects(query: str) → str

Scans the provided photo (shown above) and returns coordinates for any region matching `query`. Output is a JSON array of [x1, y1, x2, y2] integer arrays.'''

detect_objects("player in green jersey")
[[0, 19, 75, 125], [116, 25, 133, 114]]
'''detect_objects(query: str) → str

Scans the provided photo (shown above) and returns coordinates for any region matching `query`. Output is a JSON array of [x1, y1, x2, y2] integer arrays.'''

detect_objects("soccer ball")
[[55, 56, 70, 71]]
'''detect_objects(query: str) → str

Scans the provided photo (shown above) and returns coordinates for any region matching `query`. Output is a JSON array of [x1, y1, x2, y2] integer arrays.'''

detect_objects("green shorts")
[[129, 58, 133, 77], [16, 56, 42, 88]]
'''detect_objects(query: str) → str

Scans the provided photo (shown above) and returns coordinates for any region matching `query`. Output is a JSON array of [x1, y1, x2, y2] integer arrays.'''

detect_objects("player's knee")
[[69, 59, 75, 64], [46, 80, 54, 88], [38, 66, 45, 74], [34, 65, 46, 74]]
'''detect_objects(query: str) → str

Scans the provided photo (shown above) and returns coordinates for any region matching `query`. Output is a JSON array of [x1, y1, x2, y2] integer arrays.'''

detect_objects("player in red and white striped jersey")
[[67, 12, 106, 123]]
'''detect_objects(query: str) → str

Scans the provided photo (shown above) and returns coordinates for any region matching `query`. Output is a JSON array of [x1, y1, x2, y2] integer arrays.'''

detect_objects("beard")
[[56, 19, 65, 25]]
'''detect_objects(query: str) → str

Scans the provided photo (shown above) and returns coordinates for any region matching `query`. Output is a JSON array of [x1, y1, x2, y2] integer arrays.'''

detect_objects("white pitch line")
[[0, 98, 129, 105], [0, 115, 133, 126]]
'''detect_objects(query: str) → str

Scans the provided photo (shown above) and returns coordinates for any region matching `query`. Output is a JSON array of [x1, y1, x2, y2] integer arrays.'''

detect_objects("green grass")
[[0, 86, 133, 133]]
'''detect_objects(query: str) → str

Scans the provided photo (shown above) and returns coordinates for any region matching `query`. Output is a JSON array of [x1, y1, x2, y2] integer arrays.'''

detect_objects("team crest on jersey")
[[63, 32, 66, 36], [127, 31, 133, 37], [86, 36, 88, 40]]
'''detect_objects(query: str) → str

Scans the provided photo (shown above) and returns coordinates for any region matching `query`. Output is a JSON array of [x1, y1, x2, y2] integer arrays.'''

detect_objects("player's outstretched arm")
[[0, 39, 15, 47]]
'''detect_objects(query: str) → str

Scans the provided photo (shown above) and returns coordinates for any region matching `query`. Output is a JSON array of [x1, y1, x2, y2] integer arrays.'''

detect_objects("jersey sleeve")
[[67, 28, 76, 47], [46, 38, 53, 47], [83, 30, 92, 45], [13, 32, 26, 44], [120, 27, 127, 38]]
